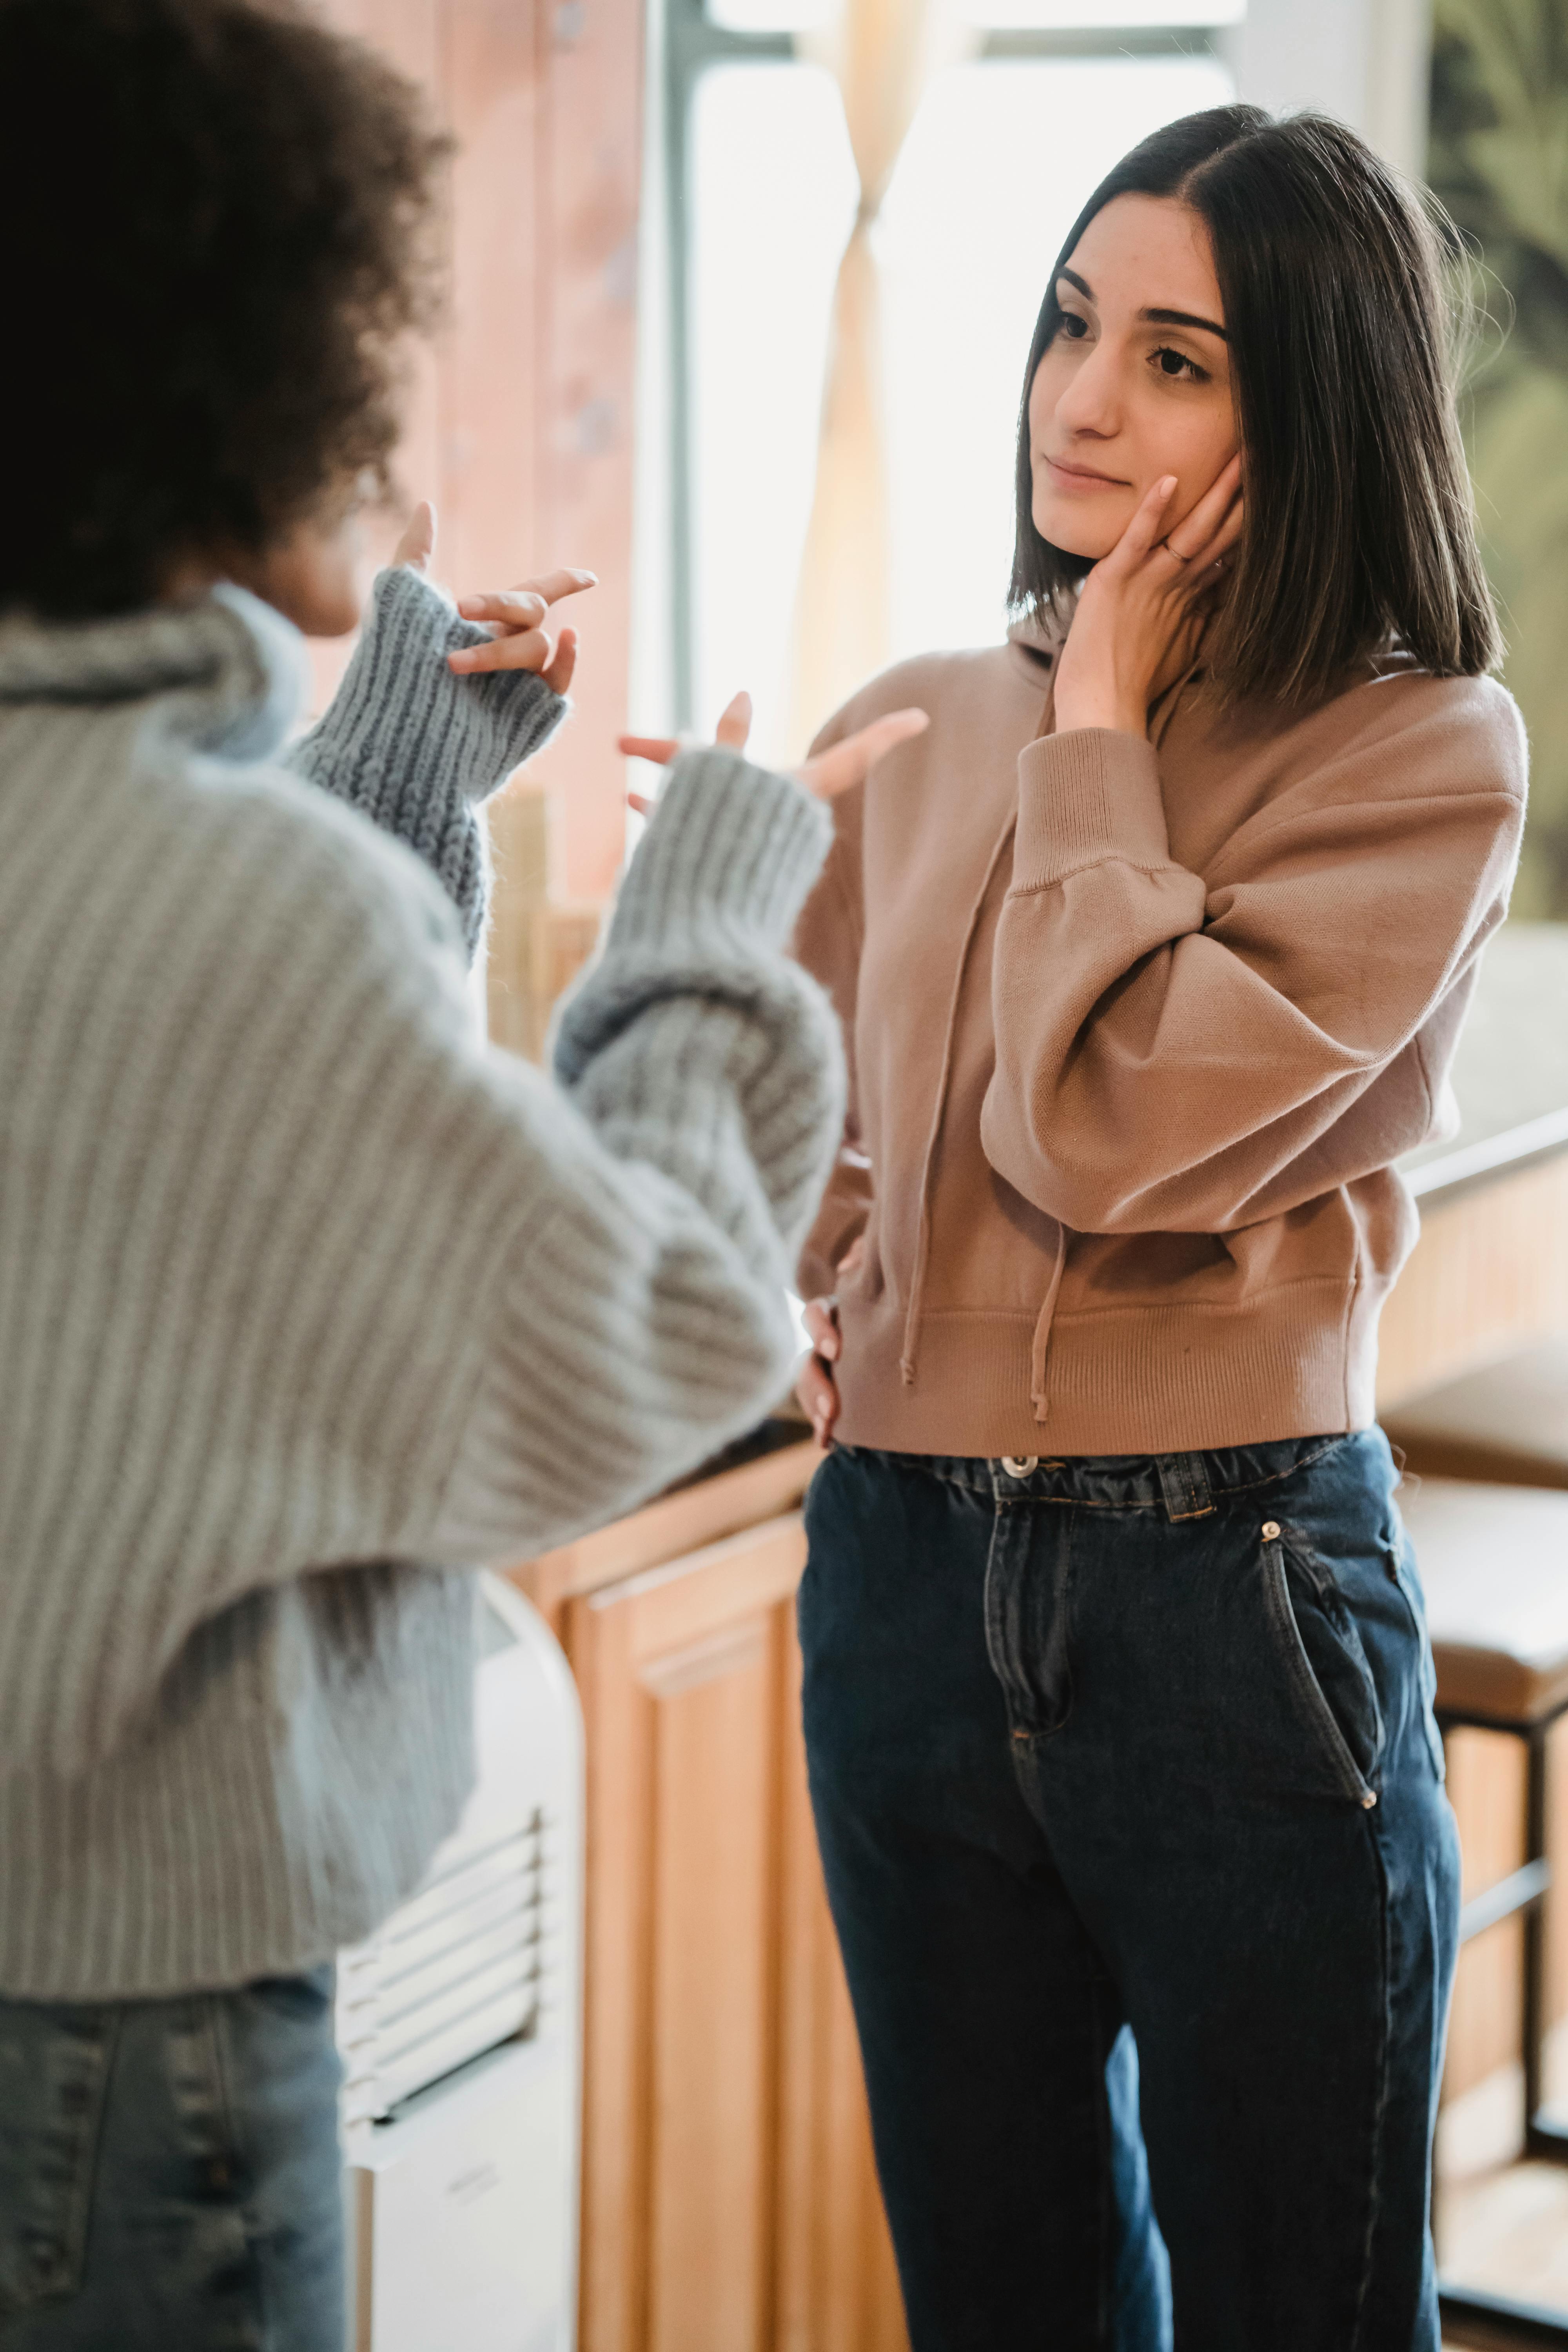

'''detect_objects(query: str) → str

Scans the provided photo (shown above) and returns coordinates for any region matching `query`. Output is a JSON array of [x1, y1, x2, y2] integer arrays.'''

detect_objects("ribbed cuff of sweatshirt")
[[291, 564, 567, 812], [553, 748, 833, 1085], [1013, 727, 1172, 891]]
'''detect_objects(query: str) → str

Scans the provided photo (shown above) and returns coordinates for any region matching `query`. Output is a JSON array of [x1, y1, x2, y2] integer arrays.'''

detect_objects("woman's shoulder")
[[808, 637, 1046, 754], [1340, 660, 1527, 802]]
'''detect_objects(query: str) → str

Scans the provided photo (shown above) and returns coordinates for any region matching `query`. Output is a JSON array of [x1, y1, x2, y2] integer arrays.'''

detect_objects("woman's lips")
[[1043, 454, 1129, 491]]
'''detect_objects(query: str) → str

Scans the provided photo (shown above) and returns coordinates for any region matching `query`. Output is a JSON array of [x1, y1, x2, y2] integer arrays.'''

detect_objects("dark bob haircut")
[[0, 0, 449, 621], [1010, 105, 1502, 706]]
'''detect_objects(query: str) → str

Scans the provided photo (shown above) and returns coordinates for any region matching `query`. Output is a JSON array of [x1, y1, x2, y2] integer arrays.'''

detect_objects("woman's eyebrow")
[[1057, 271, 1227, 341], [1142, 306, 1228, 341]]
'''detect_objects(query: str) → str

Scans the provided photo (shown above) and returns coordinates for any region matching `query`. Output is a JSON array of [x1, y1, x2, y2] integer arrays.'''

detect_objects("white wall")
[[1226, 0, 1433, 176]]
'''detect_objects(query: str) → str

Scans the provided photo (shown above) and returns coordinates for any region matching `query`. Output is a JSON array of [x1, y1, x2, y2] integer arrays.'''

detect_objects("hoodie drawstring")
[[899, 815, 1017, 1388], [1028, 1217, 1069, 1421]]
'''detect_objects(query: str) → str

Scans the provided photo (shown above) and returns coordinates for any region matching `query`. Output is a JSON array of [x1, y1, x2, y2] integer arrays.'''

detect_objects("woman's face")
[[1028, 193, 1238, 561]]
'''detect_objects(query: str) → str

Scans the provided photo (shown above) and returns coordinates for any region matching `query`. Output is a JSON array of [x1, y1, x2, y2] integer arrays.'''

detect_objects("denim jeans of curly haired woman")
[[794, 104, 1521, 2352]]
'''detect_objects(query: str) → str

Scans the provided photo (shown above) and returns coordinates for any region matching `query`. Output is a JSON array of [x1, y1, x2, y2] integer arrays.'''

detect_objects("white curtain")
[[786, 0, 972, 757]]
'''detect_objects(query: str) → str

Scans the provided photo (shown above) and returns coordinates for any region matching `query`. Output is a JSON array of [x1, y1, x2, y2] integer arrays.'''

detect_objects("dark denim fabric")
[[0, 1967, 342, 2351], [799, 1428, 1459, 2352]]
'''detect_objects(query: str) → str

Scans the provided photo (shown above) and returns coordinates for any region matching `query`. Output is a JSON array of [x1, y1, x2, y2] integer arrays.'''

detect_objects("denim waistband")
[[846, 1432, 1368, 1521]]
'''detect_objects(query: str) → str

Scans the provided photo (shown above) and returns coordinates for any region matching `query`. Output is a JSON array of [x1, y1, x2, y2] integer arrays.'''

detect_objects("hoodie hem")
[[833, 1280, 1377, 1457]]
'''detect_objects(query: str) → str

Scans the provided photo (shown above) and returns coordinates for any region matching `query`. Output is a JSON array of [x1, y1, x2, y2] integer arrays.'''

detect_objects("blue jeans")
[[799, 1430, 1459, 2352], [0, 1967, 343, 2350]]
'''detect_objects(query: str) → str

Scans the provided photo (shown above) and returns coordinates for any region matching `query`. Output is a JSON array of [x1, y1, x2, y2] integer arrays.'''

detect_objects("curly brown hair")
[[2, 0, 449, 619]]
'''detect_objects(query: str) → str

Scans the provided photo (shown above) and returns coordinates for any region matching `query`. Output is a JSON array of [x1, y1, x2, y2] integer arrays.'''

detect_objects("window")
[[661, 0, 1240, 757]]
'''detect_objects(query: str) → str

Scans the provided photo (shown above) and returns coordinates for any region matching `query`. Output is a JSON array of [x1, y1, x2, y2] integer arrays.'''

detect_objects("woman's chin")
[[1031, 502, 1121, 563]]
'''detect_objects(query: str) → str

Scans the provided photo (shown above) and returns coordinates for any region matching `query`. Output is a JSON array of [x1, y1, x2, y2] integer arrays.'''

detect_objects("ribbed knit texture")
[[289, 564, 568, 951], [1013, 725, 1171, 884], [0, 570, 839, 1997]]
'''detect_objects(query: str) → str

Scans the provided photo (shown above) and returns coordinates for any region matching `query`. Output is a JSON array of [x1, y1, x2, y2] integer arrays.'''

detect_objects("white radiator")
[[339, 1574, 584, 2352]]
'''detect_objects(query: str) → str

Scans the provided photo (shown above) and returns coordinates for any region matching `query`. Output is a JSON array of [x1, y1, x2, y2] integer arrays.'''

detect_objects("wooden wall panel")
[[565, 1521, 910, 2352], [1378, 1154, 1568, 1409], [528, 0, 644, 906], [307, 0, 641, 1053]]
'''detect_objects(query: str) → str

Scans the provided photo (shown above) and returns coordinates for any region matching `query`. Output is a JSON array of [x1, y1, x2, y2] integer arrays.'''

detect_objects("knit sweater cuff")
[[290, 565, 567, 812], [1013, 728, 1171, 891], [553, 749, 833, 1085], [607, 749, 831, 952]]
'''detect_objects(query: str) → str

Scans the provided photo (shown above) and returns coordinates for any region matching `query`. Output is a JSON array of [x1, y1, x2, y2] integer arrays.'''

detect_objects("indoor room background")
[[306, 1, 1568, 2340]]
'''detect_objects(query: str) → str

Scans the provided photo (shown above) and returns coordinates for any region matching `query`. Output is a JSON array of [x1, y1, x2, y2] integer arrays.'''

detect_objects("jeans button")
[[1001, 1455, 1040, 1477]]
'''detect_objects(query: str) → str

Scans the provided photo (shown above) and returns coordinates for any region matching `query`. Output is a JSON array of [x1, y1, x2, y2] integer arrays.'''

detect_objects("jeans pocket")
[[1259, 1529, 1383, 1808], [0, 2002, 116, 2316]]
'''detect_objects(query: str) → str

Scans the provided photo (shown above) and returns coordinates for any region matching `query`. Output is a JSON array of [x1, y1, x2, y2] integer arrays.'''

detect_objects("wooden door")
[[565, 1512, 908, 2352]]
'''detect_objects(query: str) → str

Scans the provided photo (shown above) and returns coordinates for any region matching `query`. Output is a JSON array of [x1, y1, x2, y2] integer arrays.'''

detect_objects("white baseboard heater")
[[338, 1574, 585, 2352]]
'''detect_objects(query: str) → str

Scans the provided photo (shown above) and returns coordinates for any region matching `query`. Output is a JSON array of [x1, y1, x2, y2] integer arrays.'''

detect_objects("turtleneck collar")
[[0, 583, 307, 763]]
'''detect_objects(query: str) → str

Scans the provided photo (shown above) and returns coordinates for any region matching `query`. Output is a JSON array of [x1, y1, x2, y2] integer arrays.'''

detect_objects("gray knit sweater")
[[0, 564, 839, 1998]]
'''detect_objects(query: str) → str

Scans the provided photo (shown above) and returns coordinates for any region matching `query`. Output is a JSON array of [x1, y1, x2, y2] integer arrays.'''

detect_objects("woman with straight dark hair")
[[792, 105, 1524, 2351]]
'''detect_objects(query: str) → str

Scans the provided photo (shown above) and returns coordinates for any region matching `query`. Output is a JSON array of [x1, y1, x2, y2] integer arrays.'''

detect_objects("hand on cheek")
[[1052, 452, 1243, 739]]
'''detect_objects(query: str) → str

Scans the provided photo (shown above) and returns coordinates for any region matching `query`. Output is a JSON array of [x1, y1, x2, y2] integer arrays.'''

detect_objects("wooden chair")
[[1395, 1475, 1568, 2349]]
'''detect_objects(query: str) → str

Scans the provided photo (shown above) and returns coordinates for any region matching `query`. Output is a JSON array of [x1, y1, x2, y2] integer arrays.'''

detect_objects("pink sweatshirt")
[[793, 629, 1526, 1457]]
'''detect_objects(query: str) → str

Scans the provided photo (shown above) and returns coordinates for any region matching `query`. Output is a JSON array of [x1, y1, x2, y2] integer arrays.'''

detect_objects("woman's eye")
[[1153, 345, 1206, 383], [1059, 313, 1089, 341]]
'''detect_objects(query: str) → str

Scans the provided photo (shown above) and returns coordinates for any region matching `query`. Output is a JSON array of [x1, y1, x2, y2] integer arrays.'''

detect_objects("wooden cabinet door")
[[566, 1512, 907, 2352]]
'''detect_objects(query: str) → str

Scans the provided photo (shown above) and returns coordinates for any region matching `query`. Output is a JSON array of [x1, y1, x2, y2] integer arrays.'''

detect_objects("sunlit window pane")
[[879, 52, 1233, 659], [689, 62, 857, 746], [688, 49, 1234, 754], [708, 0, 1243, 29]]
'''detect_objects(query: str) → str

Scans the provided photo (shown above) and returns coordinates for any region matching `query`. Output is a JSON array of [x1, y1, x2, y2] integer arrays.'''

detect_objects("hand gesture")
[[1051, 455, 1242, 739], [392, 501, 596, 697], [619, 692, 929, 817]]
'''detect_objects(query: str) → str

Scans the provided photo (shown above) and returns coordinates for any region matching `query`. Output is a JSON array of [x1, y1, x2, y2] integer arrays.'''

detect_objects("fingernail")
[[456, 599, 483, 616], [1160, 475, 1178, 497]]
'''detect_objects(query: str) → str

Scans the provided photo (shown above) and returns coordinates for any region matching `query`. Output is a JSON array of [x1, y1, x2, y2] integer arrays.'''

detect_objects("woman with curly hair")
[[0, 3, 922, 2345], [793, 106, 1522, 2351]]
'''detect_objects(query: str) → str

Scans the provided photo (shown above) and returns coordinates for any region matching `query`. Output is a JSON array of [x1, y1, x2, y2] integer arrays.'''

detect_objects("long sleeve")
[[287, 564, 566, 953], [0, 722, 840, 1780], [429, 750, 843, 1558], [981, 689, 1526, 1236]]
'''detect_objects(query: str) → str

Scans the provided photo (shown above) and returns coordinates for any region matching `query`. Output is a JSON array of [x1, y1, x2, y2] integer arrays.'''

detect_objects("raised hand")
[[1051, 452, 1242, 739], [392, 502, 597, 698], [619, 694, 929, 818]]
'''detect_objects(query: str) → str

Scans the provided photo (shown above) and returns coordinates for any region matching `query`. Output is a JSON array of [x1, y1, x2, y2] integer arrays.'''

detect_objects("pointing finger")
[[796, 707, 929, 802], [715, 691, 753, 751], [392, 499, 437, 573], [619, 733, 681, 766], [506, 567, 598, 610]]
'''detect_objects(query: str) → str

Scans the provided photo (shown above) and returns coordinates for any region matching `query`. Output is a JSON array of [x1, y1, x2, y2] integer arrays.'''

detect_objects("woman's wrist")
[[1053, 688, 1147, 739]]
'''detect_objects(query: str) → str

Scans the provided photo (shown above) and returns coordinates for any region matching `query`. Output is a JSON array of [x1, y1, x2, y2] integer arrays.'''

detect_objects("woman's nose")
[[1053, 347, 1121, 438]]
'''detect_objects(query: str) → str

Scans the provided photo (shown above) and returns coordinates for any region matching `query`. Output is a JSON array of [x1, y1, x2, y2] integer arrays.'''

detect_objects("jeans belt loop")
[[1159, 1450, 1216, 1521]]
